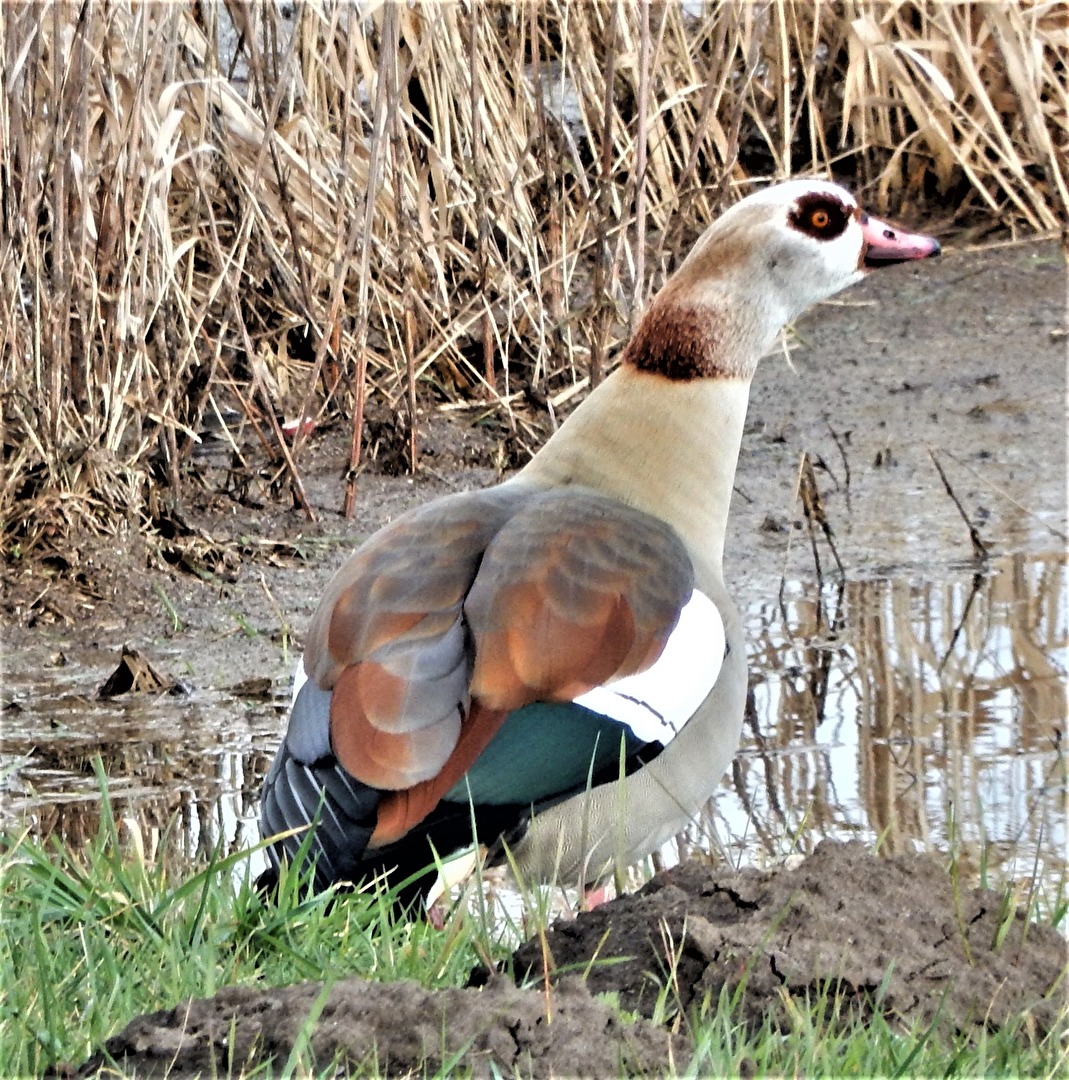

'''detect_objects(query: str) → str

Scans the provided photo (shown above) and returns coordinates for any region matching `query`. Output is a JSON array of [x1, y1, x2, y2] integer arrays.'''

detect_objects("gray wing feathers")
[[285, 679, 333, 763]]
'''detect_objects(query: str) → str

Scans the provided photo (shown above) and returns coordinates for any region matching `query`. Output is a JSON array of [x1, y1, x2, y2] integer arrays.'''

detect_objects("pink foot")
[[426, 900, 447, 930]]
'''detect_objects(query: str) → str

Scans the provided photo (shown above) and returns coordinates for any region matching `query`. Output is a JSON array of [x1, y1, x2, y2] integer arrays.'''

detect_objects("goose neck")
[[520, 366, 752, 576]]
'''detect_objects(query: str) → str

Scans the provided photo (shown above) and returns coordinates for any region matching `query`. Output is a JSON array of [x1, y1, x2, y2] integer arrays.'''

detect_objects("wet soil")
[[70, 977, 687, 1079], [512, 840, 1067, 1037], [72, 842, 1064, 1077]]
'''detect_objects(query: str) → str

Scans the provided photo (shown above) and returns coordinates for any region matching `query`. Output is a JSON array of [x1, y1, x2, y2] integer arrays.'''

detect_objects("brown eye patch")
[[788, 193, 851, 241]]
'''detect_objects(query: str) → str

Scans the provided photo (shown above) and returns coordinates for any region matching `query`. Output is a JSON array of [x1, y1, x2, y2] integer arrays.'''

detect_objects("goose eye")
[[788, 195, 850, 241]]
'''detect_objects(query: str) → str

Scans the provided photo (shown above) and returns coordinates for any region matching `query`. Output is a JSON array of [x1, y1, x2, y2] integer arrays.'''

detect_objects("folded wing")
[[265, 483, 696, 873]]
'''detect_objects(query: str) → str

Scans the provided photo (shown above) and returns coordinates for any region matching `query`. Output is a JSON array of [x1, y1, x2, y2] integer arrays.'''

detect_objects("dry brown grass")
[[1, 1, 1065, 552]]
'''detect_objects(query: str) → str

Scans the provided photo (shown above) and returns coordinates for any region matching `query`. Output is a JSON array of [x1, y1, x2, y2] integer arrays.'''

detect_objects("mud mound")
[[71, 976, 687, 1078], [70, 843, 1063, 1077], [513, 840, 1066, 1035]]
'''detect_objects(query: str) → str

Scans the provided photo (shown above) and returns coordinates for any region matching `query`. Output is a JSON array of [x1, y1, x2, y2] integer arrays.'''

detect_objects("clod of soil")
[[70, 976, 688, 1078], [513, 840, 1066, 1037], [97, 647, 175, 697]]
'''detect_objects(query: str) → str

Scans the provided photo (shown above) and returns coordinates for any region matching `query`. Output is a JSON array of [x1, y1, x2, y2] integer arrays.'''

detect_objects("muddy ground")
[[5, 239, 1068, 1075], [72, 842, 1065, 1077]]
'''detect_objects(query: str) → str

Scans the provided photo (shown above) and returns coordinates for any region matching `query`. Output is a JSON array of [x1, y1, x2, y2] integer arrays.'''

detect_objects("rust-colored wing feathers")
[[471, 582, 635, 706], [370, 700, 509, 846], [465, 497, 693, 710], [302, 489, 521, 790], [301, 485, 694, 836], [330, 669, 462, 790], [305, 490, 521, 687]]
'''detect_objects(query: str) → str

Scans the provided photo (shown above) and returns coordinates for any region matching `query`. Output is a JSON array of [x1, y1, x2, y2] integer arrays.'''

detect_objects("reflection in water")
[[0, 683, 279, 876], [704, 552, 1066, 898], [3, 554, 1066, 897]]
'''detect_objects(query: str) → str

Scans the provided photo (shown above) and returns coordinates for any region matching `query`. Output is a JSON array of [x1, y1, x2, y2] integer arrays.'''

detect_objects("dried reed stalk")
[[2, 1, 1065, 550]]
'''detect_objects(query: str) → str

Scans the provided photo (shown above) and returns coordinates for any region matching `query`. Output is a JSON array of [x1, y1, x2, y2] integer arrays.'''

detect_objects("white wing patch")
[[290, 657, 308, 705], [572, 589, 725, 746]]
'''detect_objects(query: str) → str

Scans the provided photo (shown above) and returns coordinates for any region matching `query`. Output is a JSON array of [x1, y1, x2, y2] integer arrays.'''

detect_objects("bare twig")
[[632, 0, 650, 330], [343, 1, 396, 519], [939, 448, 1067, 543], [928, 448, 991, 561], [826, 423, 852, 501]]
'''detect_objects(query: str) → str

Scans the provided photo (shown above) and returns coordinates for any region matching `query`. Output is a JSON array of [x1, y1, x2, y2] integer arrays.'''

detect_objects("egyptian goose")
[[260, 180, 940, 906]]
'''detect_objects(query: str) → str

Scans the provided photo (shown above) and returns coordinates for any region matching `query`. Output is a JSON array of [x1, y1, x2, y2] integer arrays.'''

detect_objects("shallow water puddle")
[[706, 550, 1067, 896], [2, 552, 1065, 897], [0, 659, 283, 867]]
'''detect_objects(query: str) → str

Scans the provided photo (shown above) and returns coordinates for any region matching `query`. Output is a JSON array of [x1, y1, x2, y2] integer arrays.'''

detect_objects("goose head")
[[634, 179, 941, 380]]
